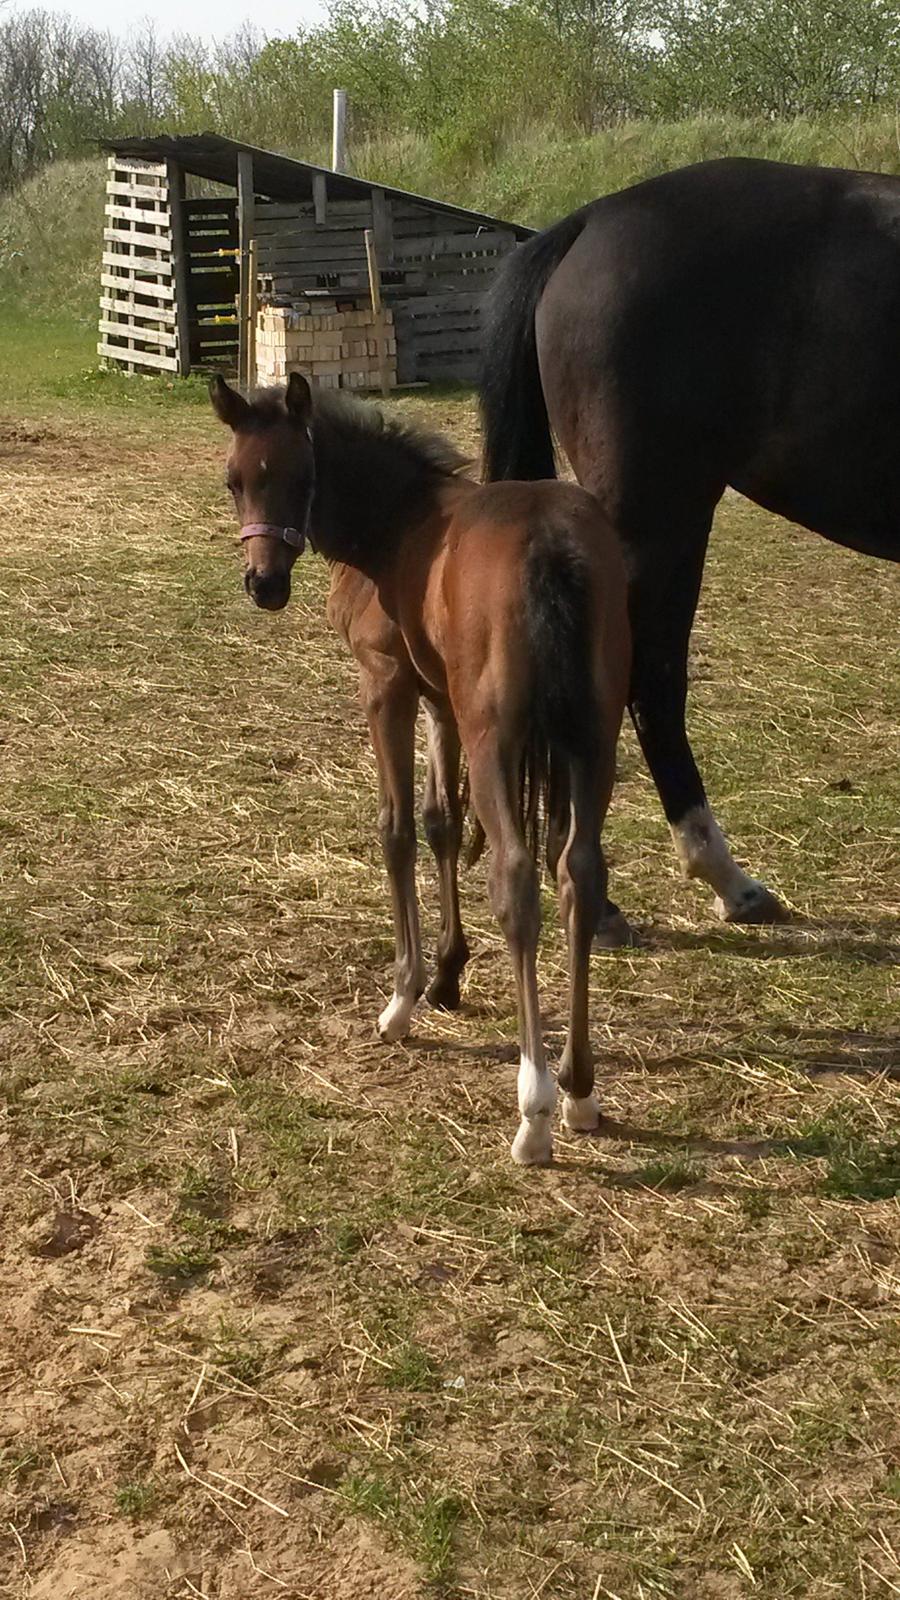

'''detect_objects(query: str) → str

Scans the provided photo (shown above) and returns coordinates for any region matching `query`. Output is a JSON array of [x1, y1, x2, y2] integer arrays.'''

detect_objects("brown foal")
[[211, 372, 630, 1164]]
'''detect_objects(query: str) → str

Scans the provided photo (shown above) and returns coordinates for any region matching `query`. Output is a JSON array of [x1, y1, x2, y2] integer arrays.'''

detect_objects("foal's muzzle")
[[245, 567, 291, 610], [240, 522, 306, 612]]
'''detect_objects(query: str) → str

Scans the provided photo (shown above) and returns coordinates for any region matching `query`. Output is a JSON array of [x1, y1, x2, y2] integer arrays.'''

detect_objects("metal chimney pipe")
[[332, 88, 347, 172]]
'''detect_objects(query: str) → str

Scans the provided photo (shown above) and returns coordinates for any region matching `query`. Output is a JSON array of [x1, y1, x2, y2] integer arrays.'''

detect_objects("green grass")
[[822, 1142, 900, 1202], [114, 1480, 158, 1519], [383, 1341, 442, 1392], [341, 1474, 463, 1585], [631, 1155, 704, 1191], [8, 111, 900, 328], [0, 307, 897, 1599], [145, 1242, 217, 1283]]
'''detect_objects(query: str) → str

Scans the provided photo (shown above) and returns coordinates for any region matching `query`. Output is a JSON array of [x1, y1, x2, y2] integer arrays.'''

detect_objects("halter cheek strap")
[[240, 523, 306, 552]]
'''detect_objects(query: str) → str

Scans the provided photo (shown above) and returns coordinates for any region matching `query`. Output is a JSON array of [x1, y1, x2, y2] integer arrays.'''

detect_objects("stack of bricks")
[[256, 303, 397, 390]]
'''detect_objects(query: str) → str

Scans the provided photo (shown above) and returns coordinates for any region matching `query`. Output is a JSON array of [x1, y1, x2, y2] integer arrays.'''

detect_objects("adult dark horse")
[[481, 156, 900, 929]]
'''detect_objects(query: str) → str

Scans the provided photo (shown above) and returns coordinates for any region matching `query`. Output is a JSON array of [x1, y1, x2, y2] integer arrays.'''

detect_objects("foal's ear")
[[285, 370, 312, 427], [209, 375, 251, 430]]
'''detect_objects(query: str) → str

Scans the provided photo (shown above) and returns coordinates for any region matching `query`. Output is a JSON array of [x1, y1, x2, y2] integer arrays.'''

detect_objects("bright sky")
[[20, 0, 326, 40]]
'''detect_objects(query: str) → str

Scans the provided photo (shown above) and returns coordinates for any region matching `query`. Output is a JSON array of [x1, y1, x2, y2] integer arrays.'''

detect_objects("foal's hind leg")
[[553, 764, 610, 1134], [467, 737, 556, 1165], [422, 699, 469, 1010], [362, 663, 425, 1042]]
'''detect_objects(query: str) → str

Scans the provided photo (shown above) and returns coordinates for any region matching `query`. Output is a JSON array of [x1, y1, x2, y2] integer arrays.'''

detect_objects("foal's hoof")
[[377, 994, 414, 1043], [715, 884, 790, 925], [426, 971, 462, 1012], [561, 1093, 601, 1134], [511, 1117, 554, 1166], [594, 902, 638, 949]]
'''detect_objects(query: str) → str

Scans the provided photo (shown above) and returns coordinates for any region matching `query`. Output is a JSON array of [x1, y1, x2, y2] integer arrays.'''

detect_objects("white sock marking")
[[561, 1093, 600, 1133], [377, 990, 415, 1042], [511, 1052, 556, 1164], [517, 1052, 557, 1120], [511, 1117, 554, 1165], [670, 803, 768, 917]]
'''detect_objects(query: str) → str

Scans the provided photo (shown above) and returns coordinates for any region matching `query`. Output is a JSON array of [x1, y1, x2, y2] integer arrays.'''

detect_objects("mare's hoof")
[[426, 971, 462, 1011], [594, 903, 638, 949], [716, 885, 790, 925]]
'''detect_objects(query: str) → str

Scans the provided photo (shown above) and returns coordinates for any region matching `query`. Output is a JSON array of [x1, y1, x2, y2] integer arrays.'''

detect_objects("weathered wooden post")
[[237, 150, 255, 388], [166, 160, 191, 377], [364, 227, 390, 398], [247, 236, 259, 389]]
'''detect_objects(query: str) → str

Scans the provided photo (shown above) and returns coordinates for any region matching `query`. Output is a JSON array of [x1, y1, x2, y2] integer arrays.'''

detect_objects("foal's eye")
[[226, 477, 241, 498]]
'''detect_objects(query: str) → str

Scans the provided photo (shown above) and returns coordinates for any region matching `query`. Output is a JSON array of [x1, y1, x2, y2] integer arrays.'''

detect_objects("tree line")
[[2, 0, 899, 191]]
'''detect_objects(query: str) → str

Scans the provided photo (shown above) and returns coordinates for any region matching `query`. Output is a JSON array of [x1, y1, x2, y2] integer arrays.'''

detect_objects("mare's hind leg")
[[553, 763, 610, 1134], [421, 699, 469, 1010], [468, 736, 556, 1165], [361, 660, 426, 1042], [626, 524, 788, 924]]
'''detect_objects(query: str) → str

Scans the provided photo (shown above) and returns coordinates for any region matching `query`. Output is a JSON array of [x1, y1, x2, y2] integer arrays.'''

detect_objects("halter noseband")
[[240, 523, 307, 552]]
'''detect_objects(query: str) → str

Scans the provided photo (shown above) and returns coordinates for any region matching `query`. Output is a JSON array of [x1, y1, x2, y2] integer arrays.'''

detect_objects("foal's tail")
[[480, 209, 586, 483], [522, 527, 598, 854]]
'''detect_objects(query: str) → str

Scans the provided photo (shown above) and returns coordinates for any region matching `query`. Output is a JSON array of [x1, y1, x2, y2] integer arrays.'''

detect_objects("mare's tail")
[[480, 209, 587, 483]]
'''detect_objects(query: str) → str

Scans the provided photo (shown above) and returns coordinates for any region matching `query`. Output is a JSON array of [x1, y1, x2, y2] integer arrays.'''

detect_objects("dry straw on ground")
[[0, 379, 897, 1600]]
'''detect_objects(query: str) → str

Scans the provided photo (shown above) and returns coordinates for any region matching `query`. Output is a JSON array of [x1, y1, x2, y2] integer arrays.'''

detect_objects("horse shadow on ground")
[[404, 1020, 900, 1191], [640, 913, 899, 966], [408, 1019, 899, 1083]]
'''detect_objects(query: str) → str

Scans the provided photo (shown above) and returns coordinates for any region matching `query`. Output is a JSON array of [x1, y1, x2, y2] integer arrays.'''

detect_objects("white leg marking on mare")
[[561, 1093, 600, 1133], [377, 990, 416, 1043], [670, 803, 769, 920], [511, 1053, 556, 1165]]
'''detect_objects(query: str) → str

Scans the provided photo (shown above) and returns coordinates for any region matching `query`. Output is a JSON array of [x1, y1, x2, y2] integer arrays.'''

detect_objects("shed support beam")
[[313, 172, 327, 225], [167, 159, 191, 377], [237, 151, 255, 388]]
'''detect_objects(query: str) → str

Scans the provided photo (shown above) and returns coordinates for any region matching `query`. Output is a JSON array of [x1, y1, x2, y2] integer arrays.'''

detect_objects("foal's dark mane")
[[248, 387, 471, 570], [248, 386, 468, 475]]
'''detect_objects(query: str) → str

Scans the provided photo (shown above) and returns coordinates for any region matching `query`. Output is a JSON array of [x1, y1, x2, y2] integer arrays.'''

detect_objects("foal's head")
[[210, 372, 314, 612]]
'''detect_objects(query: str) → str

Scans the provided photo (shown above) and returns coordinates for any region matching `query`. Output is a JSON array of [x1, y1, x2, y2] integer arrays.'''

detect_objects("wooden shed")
[[98, 133, 533, 387]]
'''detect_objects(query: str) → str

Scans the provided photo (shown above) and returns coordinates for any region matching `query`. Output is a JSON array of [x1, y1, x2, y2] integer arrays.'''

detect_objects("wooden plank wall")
[[254, 199, 372, 295], [98, 156, 179, 373], [254, 194, 519, 384], [392, 289, 484, 385]]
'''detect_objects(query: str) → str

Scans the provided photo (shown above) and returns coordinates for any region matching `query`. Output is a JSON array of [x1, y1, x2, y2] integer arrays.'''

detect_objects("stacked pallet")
[[256, 304, 397, 390], [98, 155, 182, 375]]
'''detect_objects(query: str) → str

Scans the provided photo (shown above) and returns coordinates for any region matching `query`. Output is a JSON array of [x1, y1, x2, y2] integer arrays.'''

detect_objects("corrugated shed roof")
[[103, 132, 534, 238]]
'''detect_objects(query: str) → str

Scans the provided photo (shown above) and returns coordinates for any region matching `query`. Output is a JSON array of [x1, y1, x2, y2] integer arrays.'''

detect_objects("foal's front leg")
[[361, 663, 424, 1043]]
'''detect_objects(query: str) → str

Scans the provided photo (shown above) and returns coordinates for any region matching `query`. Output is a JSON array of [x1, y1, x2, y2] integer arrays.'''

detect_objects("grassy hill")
[[3, 112, 900, 328]]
